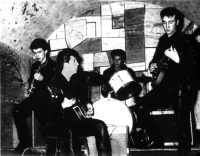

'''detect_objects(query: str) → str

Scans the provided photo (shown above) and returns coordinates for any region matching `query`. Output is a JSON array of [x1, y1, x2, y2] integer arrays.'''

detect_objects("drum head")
[[93, 98, 134, 132], [116, 81, 142, 101]]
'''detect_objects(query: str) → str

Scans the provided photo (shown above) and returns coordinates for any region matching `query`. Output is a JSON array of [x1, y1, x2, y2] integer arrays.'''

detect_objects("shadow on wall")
[[0, 42, 31, 148]]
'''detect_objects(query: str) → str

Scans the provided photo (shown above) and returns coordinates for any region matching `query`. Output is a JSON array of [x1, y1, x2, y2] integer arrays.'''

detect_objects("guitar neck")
[[27, 65, 41, 95]]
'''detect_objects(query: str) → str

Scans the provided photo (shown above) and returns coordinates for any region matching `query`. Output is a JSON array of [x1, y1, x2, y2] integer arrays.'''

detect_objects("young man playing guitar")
[[135, 7, 197, 151], [12, 38, 56, 153], [47, 48, 111, 156]]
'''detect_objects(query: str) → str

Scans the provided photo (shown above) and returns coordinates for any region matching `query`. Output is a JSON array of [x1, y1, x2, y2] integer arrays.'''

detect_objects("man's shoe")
[[13, 142, 31, 152], [132, 129, 154, 148]]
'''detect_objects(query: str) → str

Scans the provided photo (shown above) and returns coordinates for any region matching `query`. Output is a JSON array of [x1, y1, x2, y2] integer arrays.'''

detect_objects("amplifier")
[[150, 110, 178, 146], [150, 110, 193, 146]]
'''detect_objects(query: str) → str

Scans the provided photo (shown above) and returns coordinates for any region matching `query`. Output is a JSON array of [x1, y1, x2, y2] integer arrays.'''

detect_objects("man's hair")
[[56, 48, 82, 73], [30, 38, 50, 52], [111, 49, 126, 61], [160, 7, 184, 30]]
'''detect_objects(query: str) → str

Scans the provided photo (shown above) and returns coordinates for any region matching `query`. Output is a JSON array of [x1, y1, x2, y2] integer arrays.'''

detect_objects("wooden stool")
[[86, 126, 129, 156]]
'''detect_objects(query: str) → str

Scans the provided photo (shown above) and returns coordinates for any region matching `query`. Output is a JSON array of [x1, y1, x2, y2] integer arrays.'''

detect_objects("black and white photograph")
[[1, 0, 200, 156]]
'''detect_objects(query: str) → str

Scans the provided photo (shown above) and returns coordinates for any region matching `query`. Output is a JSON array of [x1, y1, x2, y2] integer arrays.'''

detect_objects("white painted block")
[[101, 16, 124, 38], [49, 38, 68, 51], [102, 37, 125, 51], [65, 19, 87, 48]]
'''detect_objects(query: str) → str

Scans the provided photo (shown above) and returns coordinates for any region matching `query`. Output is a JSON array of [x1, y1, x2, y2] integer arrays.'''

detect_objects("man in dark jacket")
[[136, 7, 197, 151], [101, 49, 141, 101], [12, 38, 56, 153], [48, 48, 111, 156]]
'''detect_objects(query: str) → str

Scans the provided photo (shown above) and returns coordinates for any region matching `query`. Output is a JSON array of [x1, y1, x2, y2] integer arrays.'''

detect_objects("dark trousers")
[[72, 118, 111, 156], [176, 86, 197, 150], [136, 84, 196, 150], [45, 109, 112, 156], [12, 93, 50, 145], [63, 108, 112, 156]]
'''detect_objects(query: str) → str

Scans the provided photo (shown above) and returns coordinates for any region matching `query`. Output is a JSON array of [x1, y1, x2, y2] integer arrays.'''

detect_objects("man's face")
[[162, 15, 179, 37], [32, 48, 47, 63], [113, 55, 124, 70], [64, 56, 79, 75]]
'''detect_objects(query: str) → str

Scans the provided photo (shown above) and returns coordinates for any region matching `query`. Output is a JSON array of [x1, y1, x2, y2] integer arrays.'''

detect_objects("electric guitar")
[[27, 65, 41, 96], [151, 56, 170, 87], [151, 21, 194, 87], [72, 105, 87, 119]]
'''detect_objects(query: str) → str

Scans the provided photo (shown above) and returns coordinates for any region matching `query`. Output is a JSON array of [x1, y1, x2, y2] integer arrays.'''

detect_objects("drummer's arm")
[[101, 71, 112, 97], [128, 68, 138, 82], [101, 84, 117, 99], [101, 70, 118, 98], [101, 83, 111, 97]]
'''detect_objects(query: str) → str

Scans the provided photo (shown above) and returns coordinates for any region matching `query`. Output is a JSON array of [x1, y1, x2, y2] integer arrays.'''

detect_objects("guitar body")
[[72, 105, 86, 119], [62, 105, 87, 124], [154, 70, 165, 87], [47, 85, 88, 121], [151, 58, 169, 87]]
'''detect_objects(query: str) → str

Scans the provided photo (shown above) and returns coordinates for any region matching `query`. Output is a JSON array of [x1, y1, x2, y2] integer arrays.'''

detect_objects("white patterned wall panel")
[[94, 52, 110, 67], [101, 16, 124, 38], [65, 19, 87, 48], [102, 37, 125, 51]]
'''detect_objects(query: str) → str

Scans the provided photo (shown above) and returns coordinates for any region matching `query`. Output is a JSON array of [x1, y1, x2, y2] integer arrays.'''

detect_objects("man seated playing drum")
[[101, 49, 146, 147], [101, 49, 141, 102]]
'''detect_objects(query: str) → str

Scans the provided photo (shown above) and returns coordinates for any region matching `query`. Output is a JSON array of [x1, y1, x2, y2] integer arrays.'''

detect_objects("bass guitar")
[[47, 85, 89, 120]]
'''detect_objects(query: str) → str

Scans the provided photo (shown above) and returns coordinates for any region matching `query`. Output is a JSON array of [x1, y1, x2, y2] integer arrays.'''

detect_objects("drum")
[[92, 98, 135, 133], [109, 70, 141, 100]]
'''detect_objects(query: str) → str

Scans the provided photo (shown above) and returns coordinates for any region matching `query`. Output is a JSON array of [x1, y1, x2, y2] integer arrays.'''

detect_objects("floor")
[[131, 151, 200, 156], [130, 148, 200, 156], [1, 147, 200, 156]]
